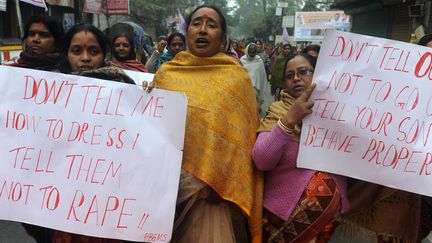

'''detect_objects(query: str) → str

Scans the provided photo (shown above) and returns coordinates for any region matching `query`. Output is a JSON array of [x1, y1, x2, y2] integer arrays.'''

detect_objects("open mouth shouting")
[[195, 38, 209, 48]]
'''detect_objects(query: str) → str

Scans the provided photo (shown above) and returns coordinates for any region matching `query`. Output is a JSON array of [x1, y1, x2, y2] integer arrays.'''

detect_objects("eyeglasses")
[[284, 68, 314, 80]]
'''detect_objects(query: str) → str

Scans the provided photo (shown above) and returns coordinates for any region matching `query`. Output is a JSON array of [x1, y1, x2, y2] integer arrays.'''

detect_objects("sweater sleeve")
[[252, 124, 293, 171], [145, 51, 161, 73]]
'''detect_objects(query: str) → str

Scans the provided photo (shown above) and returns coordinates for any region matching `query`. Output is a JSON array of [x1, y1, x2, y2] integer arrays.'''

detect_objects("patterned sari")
[[153, 51, 263, 243], [263, 172, 340, 243], [259, 90, 342, 243]]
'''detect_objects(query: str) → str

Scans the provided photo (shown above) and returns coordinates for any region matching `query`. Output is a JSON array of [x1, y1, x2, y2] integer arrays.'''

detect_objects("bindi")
[[82, 31, 90, 48], [202, 14, 208, 21], [33, 22, 44, 32]]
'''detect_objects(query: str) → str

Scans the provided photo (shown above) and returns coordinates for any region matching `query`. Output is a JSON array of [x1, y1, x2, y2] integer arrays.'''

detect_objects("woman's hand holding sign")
[[281, 83, 316, 129]]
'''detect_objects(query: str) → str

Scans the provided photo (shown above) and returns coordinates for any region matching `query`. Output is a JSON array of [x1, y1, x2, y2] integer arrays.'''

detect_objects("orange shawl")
[[153, 51, 263, 243]]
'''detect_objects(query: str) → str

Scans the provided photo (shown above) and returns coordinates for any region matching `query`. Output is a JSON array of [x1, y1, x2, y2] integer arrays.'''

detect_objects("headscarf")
[[240, 43, 273, 116], [257, 89, 301, 140], [243, 43, 258, 60]]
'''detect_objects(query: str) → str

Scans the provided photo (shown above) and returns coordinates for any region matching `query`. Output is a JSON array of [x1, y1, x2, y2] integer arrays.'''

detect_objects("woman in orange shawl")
[[153, 5, 263, 243]]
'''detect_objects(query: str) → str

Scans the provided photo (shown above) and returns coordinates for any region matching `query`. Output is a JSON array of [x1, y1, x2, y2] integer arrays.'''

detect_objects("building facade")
[[333, 0, 431, 42]]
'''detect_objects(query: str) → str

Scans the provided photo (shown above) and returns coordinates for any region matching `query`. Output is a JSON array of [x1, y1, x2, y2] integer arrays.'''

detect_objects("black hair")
[[255, 40, 263, 46], [59, 23, 109, 74], [224, 37, 232, 53], [167, 32, 186, 46], [232, 40, 239, 48], [112, 33, 136, 61], [282, 53, 317, 81], [62, 23, 109, 59], [283, 43, 292, 49], [185, 4, 227, 39], [419, 34, 432, 47], [303, 44, 321, 54], [167, 32, 186, 55], [23, 15, 65, 51]]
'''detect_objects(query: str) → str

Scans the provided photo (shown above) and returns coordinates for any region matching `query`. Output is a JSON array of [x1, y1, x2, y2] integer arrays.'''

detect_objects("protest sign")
[[123, 69, 154, 86], [0, 65, 187, 242], [298, 30, 432, 196]]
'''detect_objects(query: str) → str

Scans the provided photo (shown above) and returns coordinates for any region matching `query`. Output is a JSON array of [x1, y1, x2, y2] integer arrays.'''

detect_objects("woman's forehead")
[[115, 36, 129, 43], [191, 7, 221, 23], [70, 31, 99, 45], [29, 22, 49, 31], [287, 56, 311, 68]]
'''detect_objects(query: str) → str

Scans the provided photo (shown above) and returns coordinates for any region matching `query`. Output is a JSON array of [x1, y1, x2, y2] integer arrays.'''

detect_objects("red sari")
[[110, 57, 148, 72]]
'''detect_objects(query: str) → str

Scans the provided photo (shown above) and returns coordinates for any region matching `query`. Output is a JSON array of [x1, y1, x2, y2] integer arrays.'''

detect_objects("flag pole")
[[15, 0, 24, 38]]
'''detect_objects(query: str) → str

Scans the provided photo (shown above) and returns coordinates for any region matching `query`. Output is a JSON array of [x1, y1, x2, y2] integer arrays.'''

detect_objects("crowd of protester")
[[2, 4, 432, 243]]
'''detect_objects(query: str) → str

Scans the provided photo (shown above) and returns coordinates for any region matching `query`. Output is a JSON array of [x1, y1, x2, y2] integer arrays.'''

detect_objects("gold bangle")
[[278, 119, 294, 133]]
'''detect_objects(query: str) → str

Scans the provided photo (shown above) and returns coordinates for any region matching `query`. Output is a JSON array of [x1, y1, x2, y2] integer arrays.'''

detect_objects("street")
[[0, 220, 35, 243]]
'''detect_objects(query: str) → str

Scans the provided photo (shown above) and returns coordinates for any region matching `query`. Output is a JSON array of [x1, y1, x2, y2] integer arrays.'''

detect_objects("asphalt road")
[[0, 219, 431, 243], [0, 220, 35, 243]]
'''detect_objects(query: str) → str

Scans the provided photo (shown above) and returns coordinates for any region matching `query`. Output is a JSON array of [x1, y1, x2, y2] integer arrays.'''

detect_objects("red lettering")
[[101, 196, 119, 226], [67, 190, 85, 221], [117, 198, 136, 228]]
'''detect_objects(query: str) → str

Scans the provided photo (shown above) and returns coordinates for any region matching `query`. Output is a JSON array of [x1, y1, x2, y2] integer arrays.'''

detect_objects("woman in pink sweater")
[[252, 53, 349, 243]]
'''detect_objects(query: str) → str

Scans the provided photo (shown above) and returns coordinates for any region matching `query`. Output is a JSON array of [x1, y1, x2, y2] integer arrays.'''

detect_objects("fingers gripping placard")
[[0, 66, 187, 242]]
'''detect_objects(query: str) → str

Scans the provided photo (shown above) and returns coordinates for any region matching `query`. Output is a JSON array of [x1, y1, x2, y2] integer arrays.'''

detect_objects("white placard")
[[276, 7, 282, 16], [0, 66, 187, 242], [123, 69, 154, 87], [298, 30, 432, 197]]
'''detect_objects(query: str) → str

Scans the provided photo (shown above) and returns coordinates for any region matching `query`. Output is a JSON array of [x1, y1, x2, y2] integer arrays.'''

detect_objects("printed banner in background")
[[20, 0, 47, 10], [83, 0, 102, 14], [45, 0, 74, 7], [298, 30, 432, 197], [106, 0, 129, 15], [294, 11, 350, 42], [0, 66, 187, 242]]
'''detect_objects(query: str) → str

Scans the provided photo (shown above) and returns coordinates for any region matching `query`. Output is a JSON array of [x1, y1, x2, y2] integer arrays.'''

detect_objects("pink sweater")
[[252, 125, 349, 221]]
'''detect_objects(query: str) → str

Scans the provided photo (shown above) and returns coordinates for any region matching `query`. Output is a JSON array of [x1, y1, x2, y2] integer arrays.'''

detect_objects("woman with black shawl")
[[8, 15, 64, 71]]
